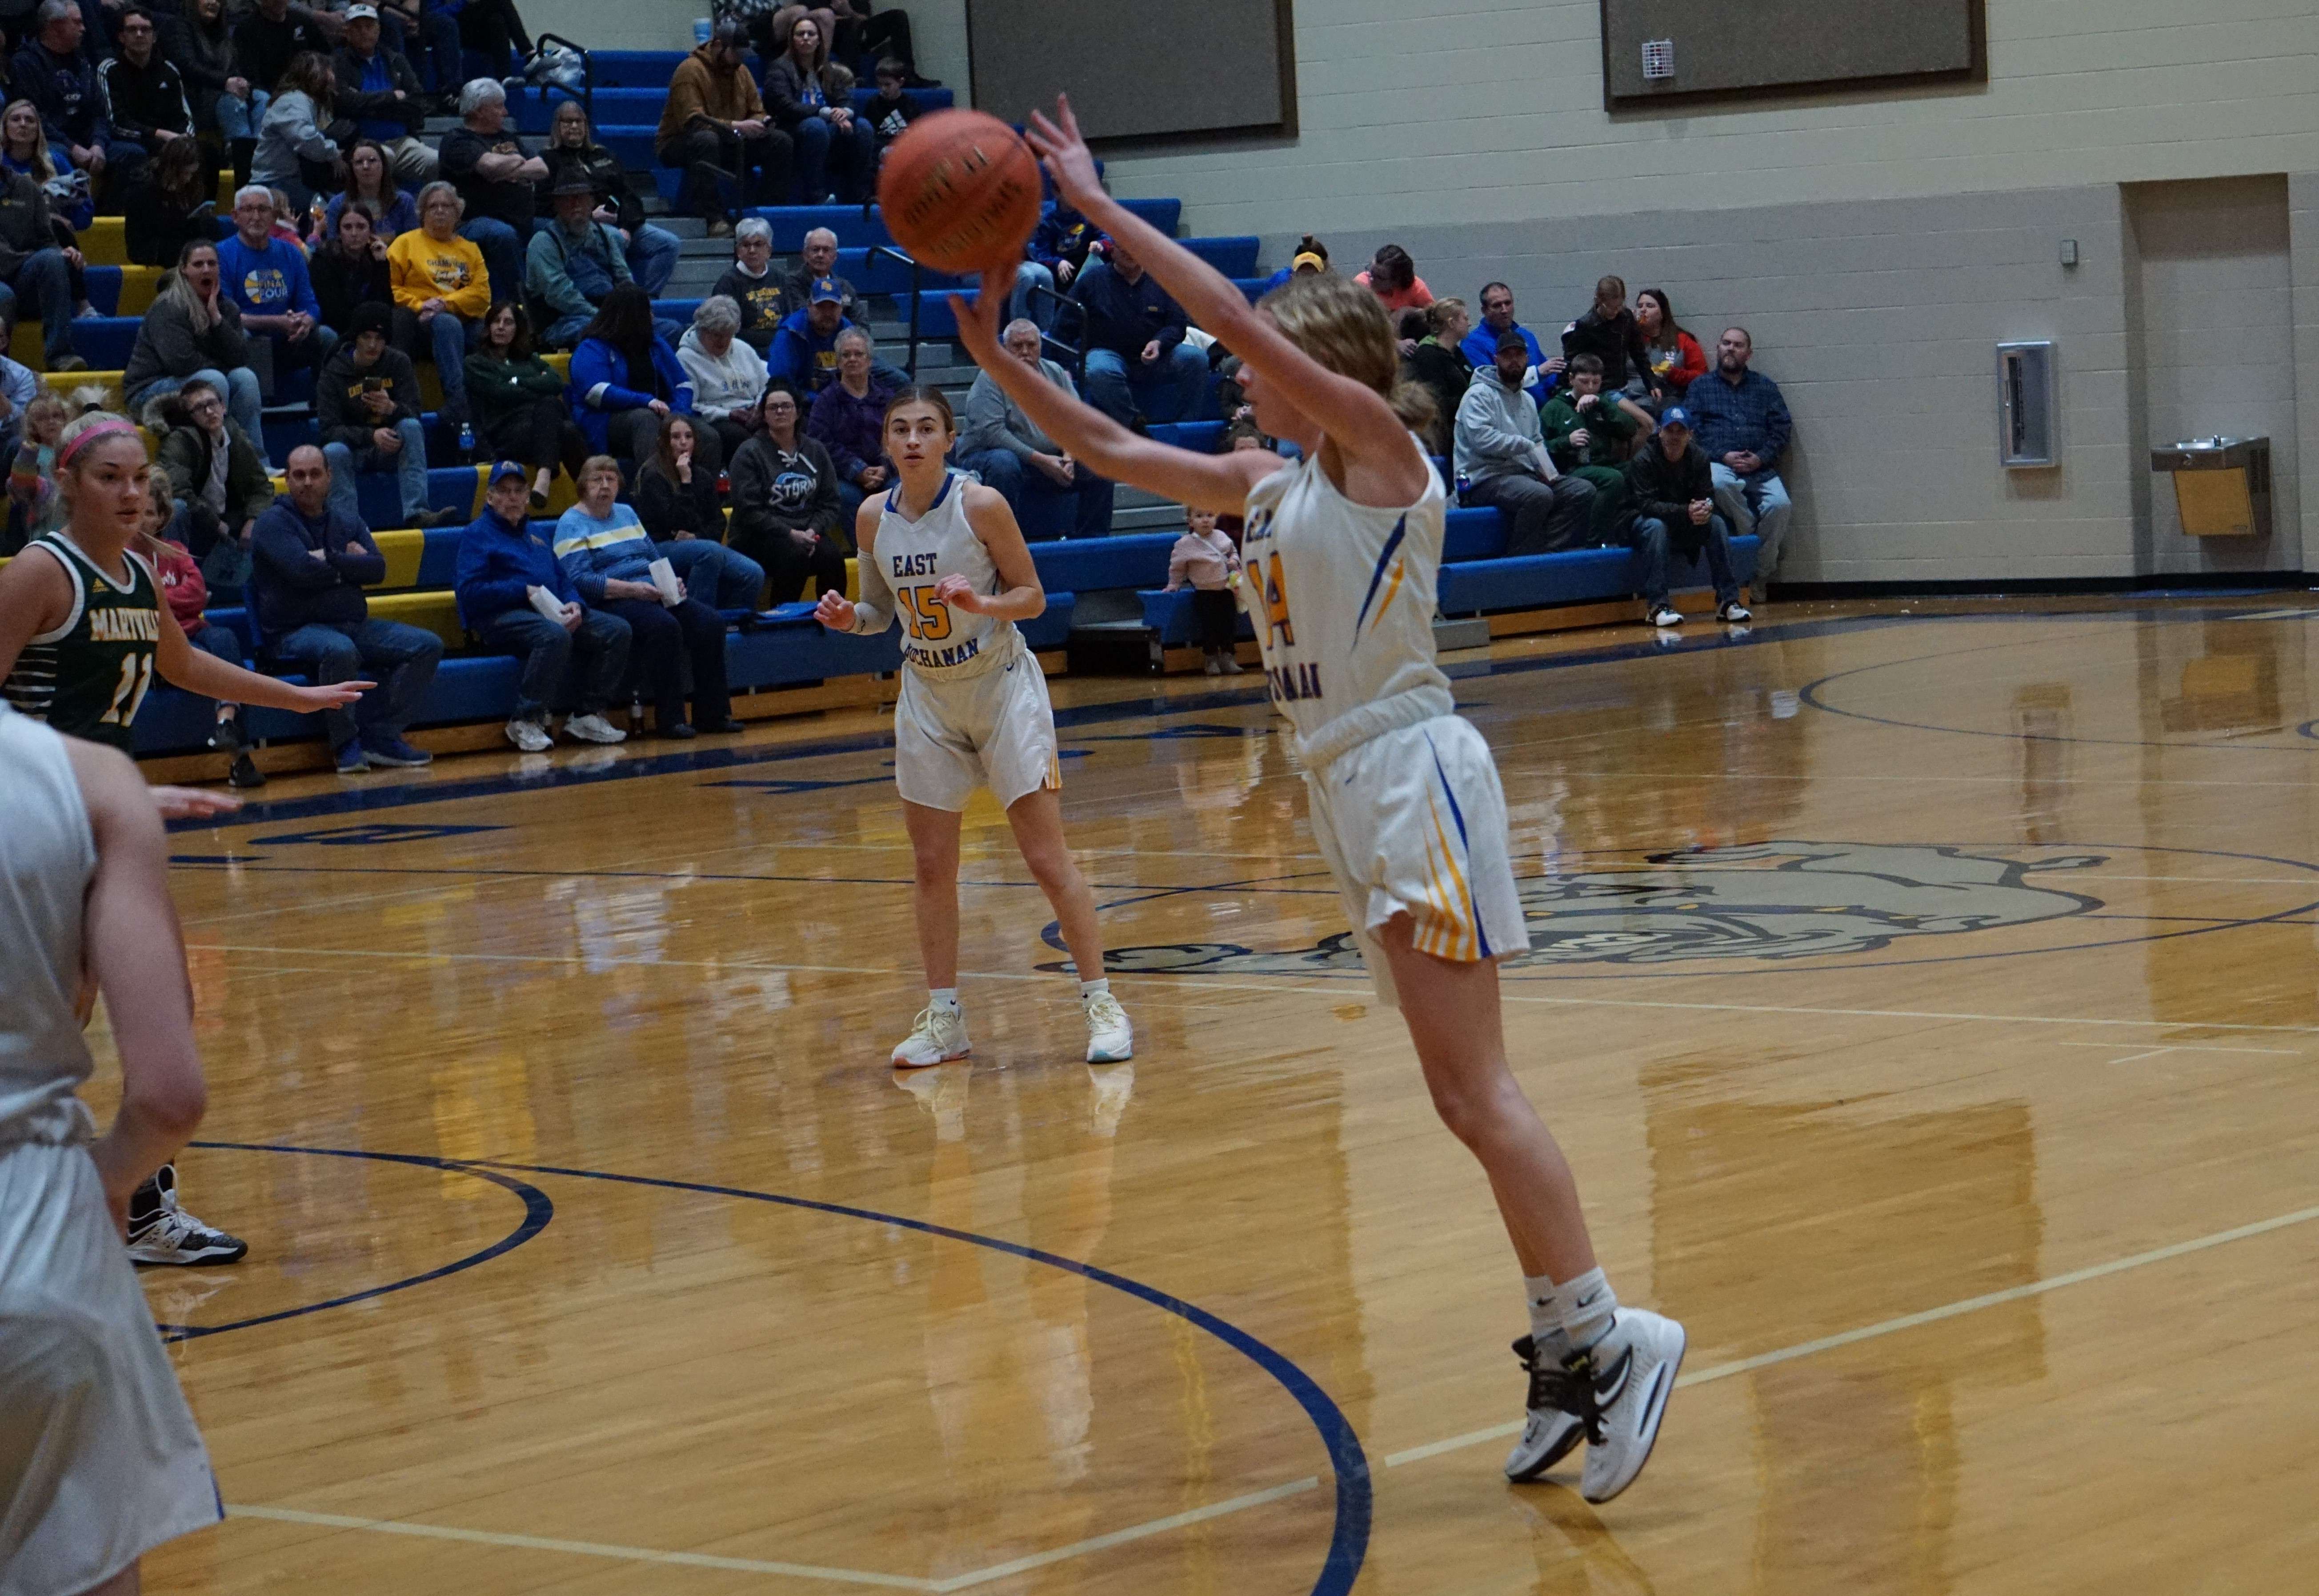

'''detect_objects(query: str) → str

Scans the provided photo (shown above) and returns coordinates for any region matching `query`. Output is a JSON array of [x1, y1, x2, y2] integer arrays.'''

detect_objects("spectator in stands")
[[96, 8, 195, 164], [0, 348, 36, 466], [633, 412, 720, 544], [127, 238, 271, 463], [0, 132, 83, 371], [1402, 296, 1469, 458], [465, 300, 581, 510], [233, 0, 332, 124], [957, 316, 1113, 541], [1460, 281, 1561, 390], [317, 300, 457, 528], [1354, 244, 1430, 313], [1624, 403, 1747, 629], [1686, 325, 1794, 580], [784, 226, 858, 321], [1258, 235, 1328, 296], [765, 14, 871, 204], [438, 77, 545, 304], [1165, 505, 1242, 675], [456, 459, 631, 752], [332, 5, 435, 187], [727, 379, 846, 604], [764, 273, 851, 400], [553, 454, 739, 738], [1560, 275, 1658, 418], [371, 0, 462, 106], [657, 20, 787, 235], [1542, 352, 1637, 544], [325, 137, 416, 243], [675, 294, 767, 464], [713, 216, 784, 353], [830, 0, 928, 82], [310, 200, 391, 332], [251, 442, 446, 772], [0, 97, 91, 236], [1030, 196, 1098, 301], [154, 374, 271, 580], [124, 135, 228, 267], [4, 390, 67, 550], [13, 0, 147, 207], [448, 0, 533, 77], [540, 101, 681, 300], [805, 323, 891, 517], [569, 281, 721, 480], [169, 0, 258, 188], [1634, 288, 1705, 403], [1072, 236, 1206, 426], [134, 472, 264, 785], [383, 179, 486, 417], [864, 58, 918, 162], [1454, 329, 1594, 556], [219, 184, 337, 384], [252, 52, 345, 214], [527, 175, 632, 349]]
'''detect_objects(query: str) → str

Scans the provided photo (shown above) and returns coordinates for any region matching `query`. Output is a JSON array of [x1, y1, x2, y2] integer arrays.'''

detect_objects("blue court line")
[[156, 1145, 553, 1342], [464, 1157, 1371, 1596]]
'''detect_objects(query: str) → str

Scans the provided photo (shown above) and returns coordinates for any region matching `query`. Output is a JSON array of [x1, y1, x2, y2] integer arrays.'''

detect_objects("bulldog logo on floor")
[[1097, 842, 2109, 975]]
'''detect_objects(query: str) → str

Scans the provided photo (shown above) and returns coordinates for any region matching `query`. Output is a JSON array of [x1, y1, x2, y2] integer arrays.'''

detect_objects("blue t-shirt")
[[353, 52, 402, 143], [216, 233, 321, 323]]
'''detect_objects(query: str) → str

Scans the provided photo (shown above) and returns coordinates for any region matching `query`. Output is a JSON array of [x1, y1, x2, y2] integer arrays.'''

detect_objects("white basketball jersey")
[[1239, 444, 1454, 769], [874, 472, 1020, 679], [0, 703, 99, 1151]]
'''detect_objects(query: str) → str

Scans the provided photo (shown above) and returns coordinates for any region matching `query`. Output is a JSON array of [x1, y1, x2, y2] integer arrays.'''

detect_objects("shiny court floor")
[[101, 597, 2319, 1593]]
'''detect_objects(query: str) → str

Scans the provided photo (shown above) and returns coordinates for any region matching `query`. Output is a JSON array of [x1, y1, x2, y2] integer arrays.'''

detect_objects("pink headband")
[[57, 419, 141, 470]]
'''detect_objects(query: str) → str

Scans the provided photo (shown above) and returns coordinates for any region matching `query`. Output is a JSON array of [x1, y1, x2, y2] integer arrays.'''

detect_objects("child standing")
[[1165, 505, 1243, 675]]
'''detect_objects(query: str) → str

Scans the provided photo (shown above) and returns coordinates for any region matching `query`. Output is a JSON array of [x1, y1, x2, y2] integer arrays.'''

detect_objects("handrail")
[[1028, 283, 1085, 378], [529, 32, 595, 129], [865, 244, 922, 378]]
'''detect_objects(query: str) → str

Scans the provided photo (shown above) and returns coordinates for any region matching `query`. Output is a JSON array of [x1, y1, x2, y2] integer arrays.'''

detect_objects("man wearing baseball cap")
[[764, 275, 856, 402], [527, 174, 632, 348], [333, 4, 438, 187], [1623, 403, 1750, 630]]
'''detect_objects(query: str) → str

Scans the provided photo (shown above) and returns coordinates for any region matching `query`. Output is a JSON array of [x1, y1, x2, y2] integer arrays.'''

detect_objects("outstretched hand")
[[148, 785, 243, 820], [1023, 96, 1104, 216], [295, 680, 375, 711], [814, 590, 857, 631]]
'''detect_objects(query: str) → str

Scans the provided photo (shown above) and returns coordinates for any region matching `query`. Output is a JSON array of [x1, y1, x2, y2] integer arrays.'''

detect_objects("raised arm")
[[1010, 98, 1423, 490], [153, 596, 370, 715]]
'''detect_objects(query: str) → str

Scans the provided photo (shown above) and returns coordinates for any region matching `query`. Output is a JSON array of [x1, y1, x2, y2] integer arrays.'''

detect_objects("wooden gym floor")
[[95, 596, 2319, 1594]]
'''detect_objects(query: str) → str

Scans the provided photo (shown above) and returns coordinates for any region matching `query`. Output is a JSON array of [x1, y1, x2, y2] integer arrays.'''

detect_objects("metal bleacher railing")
[[865, 245, 925, 377], [521, 32, 595, 128]]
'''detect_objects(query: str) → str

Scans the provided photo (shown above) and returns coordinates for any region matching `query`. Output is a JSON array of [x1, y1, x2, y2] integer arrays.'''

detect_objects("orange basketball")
[[878, 110, 1043, 276]]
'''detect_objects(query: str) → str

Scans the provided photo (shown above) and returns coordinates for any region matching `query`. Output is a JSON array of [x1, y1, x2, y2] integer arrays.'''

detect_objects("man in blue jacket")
[[1068, 237, 1206, 426], [247, 445, 444, 774], [763, 277, 853, 402], [454, 460, 632, 752], [1460, 282, 1561, 404]]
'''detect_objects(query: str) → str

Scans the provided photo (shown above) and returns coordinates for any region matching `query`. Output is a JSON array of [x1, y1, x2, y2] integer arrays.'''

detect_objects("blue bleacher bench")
[[1435, 536, 1760, 618]]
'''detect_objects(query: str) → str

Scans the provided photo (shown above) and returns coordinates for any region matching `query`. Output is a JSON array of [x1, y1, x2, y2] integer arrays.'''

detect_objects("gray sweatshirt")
[[1453, 368, 1557, 487], [960, 359, 1077, 460]]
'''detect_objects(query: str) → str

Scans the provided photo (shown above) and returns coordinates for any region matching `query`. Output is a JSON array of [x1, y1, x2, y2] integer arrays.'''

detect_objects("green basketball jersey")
[[1, 533, 164, 753]]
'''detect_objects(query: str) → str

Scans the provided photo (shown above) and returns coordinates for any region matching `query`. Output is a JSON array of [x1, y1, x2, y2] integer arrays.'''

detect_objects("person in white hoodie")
[[1453, 329, 1595, 556], [675, 295, 769, 464]]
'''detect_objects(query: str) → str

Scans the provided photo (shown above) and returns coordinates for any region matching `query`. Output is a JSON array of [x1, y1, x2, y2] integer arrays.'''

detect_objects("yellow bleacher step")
[[368, 590, 464, 648]]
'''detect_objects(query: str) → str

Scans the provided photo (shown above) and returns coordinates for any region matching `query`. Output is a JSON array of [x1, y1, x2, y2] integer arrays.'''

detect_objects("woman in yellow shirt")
[[387, 181, 494, 426]]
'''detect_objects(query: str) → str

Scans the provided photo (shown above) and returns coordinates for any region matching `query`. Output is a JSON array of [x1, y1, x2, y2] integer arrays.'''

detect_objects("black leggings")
[[1191, 587, 1237, 649], [602, 595, 729, 733], [457, 0, 533, 65], [737, 525, 846, 606], [484, 398, 588, 480], [837, 8, 915, 71]]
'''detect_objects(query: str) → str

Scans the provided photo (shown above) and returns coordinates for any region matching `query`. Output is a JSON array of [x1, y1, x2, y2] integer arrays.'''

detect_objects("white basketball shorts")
[[0, 1143, 220, 1596], [1303, 714, 1529, 1008], [893, 652, 1061, 813]]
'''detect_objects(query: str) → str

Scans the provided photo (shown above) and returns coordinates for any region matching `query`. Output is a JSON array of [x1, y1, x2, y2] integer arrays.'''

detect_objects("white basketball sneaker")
[[1566, 1308, 1686, 1504], [892, 1004, 970, 1068], [1083, 990, 1133, 1063], [1503, 1334, 1586, 1482]]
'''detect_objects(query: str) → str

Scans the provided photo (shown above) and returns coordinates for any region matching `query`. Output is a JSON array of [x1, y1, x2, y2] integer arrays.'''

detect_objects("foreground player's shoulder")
[[958, 478, 1016, 525]]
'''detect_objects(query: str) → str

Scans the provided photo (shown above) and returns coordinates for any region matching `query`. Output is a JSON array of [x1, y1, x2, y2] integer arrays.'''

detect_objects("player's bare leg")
[[892, 800, 971, 1066], [1006, 787, 1130, 1061]]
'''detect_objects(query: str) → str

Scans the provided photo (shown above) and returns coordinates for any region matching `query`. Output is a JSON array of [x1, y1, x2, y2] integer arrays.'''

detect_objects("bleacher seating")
[[0, 44, 1761, 768]]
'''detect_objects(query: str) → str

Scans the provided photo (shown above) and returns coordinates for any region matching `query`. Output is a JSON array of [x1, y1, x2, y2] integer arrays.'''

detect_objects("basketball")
[[877, 109, 1043, 276]]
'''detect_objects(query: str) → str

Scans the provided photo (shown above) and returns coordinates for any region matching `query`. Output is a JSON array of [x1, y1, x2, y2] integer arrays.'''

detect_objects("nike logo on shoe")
[[1589, 1345, 1632, 1409]]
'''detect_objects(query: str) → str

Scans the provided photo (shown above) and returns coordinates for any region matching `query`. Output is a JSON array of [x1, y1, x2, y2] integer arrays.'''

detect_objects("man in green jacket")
[[156, 375, 275, 582], [1541, 353, 1640, 543]]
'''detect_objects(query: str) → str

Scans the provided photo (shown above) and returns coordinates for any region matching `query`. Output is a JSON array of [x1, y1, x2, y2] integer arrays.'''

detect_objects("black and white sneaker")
[[1503, 1334, 1586, 1482], [1565, 1309, 1686, 1503], [1647, 605, 1683, 629], [125, 1164, 250, 1266], [1717, 601, 1752, 624]]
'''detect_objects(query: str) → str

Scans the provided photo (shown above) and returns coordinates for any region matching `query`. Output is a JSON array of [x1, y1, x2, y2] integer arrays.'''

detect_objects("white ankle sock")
[[1079, 977, 1109, 1000], [1553, 1267, 1618, 1352], [1523, 1273, 1562, 1346], [929, 988, 961, 1016]]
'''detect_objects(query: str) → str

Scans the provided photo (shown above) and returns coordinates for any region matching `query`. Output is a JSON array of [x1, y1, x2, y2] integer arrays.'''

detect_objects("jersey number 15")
[[900, 586, 954, 642]]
